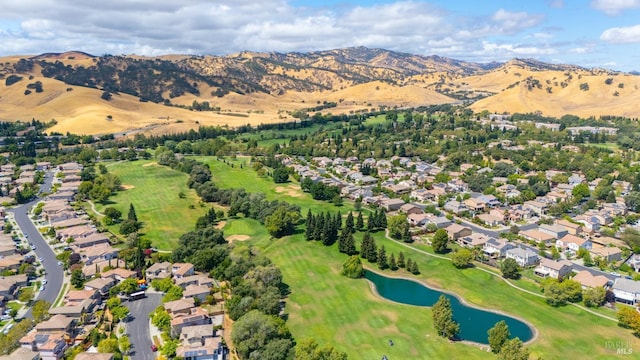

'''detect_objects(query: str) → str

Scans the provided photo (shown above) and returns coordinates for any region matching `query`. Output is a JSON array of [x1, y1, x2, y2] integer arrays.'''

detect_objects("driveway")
[[126, 292, 163, 360]]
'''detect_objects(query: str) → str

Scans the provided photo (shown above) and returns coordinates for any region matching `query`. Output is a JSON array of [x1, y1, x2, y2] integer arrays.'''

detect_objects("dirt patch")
[[274, 185, 302, 197], [120, 184, 135, 190], [227, 235, 250, 242], [215, 221, 226, 229], [143, 162, 158, 167]]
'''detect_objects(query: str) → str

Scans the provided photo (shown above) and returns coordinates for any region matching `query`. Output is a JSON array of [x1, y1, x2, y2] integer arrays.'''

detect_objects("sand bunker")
[[227, 235, 250, 242], [274, 185, 302, 197], [121, 184, 135, 190]]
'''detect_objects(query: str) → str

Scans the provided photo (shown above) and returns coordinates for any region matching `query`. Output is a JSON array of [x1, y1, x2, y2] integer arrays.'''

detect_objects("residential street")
[[126, 292, 163, 360], [8, 171, 60, 319]]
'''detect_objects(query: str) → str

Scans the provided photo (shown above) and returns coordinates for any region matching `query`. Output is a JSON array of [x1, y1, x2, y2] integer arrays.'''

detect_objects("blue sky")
[[1, 0, 639, 71]]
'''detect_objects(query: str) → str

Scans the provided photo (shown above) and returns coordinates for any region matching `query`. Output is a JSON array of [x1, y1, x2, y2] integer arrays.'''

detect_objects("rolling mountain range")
[[0, 47, 638, 135]]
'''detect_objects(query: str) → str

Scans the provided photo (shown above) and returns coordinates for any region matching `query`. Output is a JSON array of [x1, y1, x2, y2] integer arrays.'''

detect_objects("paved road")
[[8, 171, 60, 318], [126, 292, 163, 360]]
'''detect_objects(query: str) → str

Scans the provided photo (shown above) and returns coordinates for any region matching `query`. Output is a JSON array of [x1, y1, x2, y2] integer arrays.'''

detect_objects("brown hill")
[[0, 48, 638, 135]]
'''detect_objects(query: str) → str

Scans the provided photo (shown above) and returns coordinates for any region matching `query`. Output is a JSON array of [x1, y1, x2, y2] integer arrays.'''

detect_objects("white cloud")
[[600, 24, 640, 43], [491, 9, 545, 34], [591, 0, 640, 15], [570, 47, 589, 54], [479, 41, 557, 57]]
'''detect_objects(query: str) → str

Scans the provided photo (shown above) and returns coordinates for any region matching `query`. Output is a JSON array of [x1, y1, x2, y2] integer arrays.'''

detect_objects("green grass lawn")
[[96, 160, 208, 250], [196, 156, 356, 215], [249, 230, 638, 359]]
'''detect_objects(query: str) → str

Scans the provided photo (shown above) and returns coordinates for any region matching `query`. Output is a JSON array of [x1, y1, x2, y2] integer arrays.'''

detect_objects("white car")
[[39, 285, 45, 292], [42, 279, 47, 285], [38, 257, 43, 263]]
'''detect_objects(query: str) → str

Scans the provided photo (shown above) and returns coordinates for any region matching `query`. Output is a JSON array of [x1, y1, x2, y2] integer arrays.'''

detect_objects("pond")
[[364, 270, 534, 344]]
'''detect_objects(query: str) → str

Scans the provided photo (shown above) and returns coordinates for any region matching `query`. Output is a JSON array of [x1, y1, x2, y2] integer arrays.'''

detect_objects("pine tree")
[[379, 210, 387, 229], [305, 210, 315, 241], [341, 231, 356, 255], [322, 214, 334, 246], [406, 258, 413, 271], [377, 245, 388, 270], [367, 212, 375, 231], [389, 253, 398, 270], [128, 203, 138, 222], [432, 295, 459, 339], [402, 222, 412, 243], [345, 211, 355, 234], [365, 233, 377, 263], [314, 212, 325, 241], [356, 211, 364, 231], [360, 232, 371, 259], [334, 211, 342, 231], [411, 261, 420, 275], [397, 251, 405, 268]]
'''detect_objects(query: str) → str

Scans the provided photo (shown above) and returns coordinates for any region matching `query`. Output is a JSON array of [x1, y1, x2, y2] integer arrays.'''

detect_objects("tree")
[[432, 295, 459, 339], [488, 320, 510, 354], [344, 211, 356, 234], [377, 245, 388, 270], [127, 203, 138, 222], [583, 286, 606, 307], [572, 183, 590, 200], [356, 211, 364, 231], [98, 338, 119, 353], [500, 258, 521, 279], [617, 306, 640, 333], [451, 248, 473, 269], [32, 300, 51, 323], [104, 207, 122, 222], [295, 338, 348, 360], [265, 206, 300, 238], [71, 269, 85, 289], [410, 261, 420, 274], [119, 335, 131, 355], [119, 219, 138, 235], [338, 230, 356, 255], [231, 310, 293, 360], [388, 214, 407, 240], [389, 253, 398, 270], [101, 91, 112, 101], [497, 338, 530, 360], [18, 288, 34, 303], [341, 256, 364, 279], [432, 229, 449, 254], [272, 167, 289, 183], [397, 251, 405, 268]]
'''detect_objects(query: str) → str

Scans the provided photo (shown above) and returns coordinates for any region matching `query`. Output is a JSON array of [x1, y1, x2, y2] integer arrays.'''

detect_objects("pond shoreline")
[[363, 267, 539, 347]]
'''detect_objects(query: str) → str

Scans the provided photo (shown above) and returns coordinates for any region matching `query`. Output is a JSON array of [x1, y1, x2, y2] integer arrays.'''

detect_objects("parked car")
[[151, 344, 158, 352]]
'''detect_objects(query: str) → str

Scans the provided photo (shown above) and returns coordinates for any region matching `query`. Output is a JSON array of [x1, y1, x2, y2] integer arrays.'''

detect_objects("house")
[[628, 254, 640, 272], [555, 219, 582, 235], [477, 213, 504, 227], [483, 238, 516, 258], [171, 307, 211, 337], [19, 331, 67, 360], [534, 258, 573, 280], [172, 263, 195, 279], [383, 183, 411, 195], [464, 197, 486, 213], [399, 203, 423, 216], [176, 335, 228, 360], [0, 347, 40, 360], [82, 259, 125, 279], [380, 198, 405, 212], [572, 271, 609, 289], [175, 275, 217, 290], [427, 216, 453, 229], [590, 245, 623, 263], [612, 278, 640, 304], [35, 315, 75, 333], [84, 277, 116, 298], [407, 213, 430, 227], [72, 233, 110, 248], [165, 298, 196, 315], [75, 354, 114, 360], [505, 247, 539, 267], [183, 285, 210, 303], [556, 234, 592, 253], [101, 268, 137, 282], [146, 261, 172, 281], [458, 233, 493, 248], [444, 224, 472, 240], [444, 200, 468, 215], [539, 224, 568, 239], [519, 229, 555, 245], [524, 200, 548, 216]]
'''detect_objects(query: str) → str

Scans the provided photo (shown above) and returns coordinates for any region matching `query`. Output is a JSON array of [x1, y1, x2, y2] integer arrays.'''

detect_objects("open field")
[[96, 160, 207, 250]]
